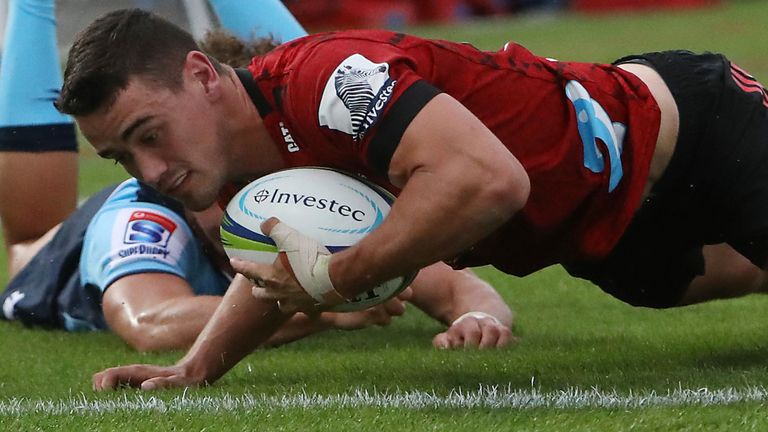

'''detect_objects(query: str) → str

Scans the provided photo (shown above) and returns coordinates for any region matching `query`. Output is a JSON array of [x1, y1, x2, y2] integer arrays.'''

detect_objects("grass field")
[[3, 2, 768, 430]]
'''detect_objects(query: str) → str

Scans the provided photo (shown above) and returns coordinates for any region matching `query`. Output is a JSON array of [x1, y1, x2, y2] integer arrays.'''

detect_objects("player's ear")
[[183, 50, 222, 100]]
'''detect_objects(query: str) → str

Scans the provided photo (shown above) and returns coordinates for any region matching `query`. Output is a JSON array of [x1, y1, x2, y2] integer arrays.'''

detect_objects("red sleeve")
[[282, 37, 441, 176]]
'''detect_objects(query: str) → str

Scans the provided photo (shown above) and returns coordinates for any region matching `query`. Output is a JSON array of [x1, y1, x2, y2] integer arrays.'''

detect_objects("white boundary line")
[[2, 385, 767, 415]]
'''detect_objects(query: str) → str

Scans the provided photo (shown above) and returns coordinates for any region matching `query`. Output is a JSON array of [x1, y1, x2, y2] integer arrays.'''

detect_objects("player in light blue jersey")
[[0, 0, 515, 351]]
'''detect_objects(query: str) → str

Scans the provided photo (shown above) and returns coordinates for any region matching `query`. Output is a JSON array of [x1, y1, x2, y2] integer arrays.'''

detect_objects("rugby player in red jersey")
[[1, 3, 513, 354], [57, 9, 768, 390]]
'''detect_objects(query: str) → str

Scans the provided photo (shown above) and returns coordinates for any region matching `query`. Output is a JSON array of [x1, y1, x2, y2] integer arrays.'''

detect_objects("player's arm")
[[94, 274, 289, 390], [102, 273, 219, 352], [237, 93, 530, 310], [102, 273, 406, 351], [332, 94, 530, 297], [409, 262, 515, 349]]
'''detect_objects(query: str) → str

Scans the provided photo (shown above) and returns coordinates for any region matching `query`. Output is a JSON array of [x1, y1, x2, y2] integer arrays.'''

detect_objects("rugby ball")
[[220, 167, 414, 312]]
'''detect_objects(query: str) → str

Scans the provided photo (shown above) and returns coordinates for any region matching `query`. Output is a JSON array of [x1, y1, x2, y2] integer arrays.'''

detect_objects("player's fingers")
[[461, 324, 483, 348], [477, 323, 502, 349], [433, 330, 464, 349], [382, 297, 406, 317], [446, 319, 482, 348], [232, 260, 289, 302], [92, 370, 108, 391], [368, 307, 392, 326], [230, 258, 276, 286], [263, 219, 302, 253], [277, 299, 300, 314], [495, 327, 515, 348], [432, 332, 451, 349], [260, 217, 282, 236], [92, 365, 148, 391], [93, 367, 129, 391], [251, 286, 267, 299], [396, 287, 413, 301], [140, 374, 201, 391], [277, 298, 321, 314]]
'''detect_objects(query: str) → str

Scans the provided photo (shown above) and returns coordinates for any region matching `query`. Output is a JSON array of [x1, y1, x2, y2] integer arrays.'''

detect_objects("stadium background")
[[0, 0, 735, 52]]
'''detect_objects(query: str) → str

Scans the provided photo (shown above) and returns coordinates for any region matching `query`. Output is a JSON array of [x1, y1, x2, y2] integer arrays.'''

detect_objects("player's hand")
[[232, 254, 318, 314], [325, 288, 411, 330], [92, 363, 206, 391], [432, 312, 516, 349], [231, 217, 346, 314]]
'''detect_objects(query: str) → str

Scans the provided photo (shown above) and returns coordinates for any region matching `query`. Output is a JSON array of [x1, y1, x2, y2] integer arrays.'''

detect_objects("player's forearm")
[[127, 297, 329, 351], [443, 269, 512, 327], [175, 275, 290, 384], [329, 96, 529, 300], [262, 313, 334, 347], [409, 264, 512, 326], [330, 161, 525, 299], [447, 281, 513, 327], [125, 296, 221, 352]]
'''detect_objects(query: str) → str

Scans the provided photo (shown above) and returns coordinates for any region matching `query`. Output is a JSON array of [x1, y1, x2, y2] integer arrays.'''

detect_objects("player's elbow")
[[477, 157, 530, 225], [117, 313, 174, 352], [124, 334, 159, 353], [498, 162, 530, 214], [120, 323, 163, 352]]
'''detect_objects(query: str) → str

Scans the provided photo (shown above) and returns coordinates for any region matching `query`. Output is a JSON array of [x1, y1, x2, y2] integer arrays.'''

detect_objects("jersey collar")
[[235, 68, 273, 118]]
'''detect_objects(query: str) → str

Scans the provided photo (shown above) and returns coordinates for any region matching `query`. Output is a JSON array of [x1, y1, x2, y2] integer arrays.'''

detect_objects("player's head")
[[56, 9, 241, 211], [56, 8, 223, 116]]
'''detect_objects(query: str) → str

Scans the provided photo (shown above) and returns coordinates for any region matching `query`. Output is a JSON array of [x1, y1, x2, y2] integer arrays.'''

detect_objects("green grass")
[[4, 2, 768, 430], [412, 0, 768, 77]]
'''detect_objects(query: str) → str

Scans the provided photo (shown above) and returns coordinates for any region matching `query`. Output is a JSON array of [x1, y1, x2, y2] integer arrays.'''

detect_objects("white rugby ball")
[[220, 167, 414, 312]]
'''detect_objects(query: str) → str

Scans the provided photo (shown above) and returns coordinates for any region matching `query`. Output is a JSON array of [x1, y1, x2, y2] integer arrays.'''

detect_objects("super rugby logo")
[[318, 54, 396, 141], [123, 211, 177, 247]]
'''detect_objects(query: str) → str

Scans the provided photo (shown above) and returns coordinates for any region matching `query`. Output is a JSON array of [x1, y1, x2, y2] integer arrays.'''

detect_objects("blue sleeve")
[[209, 0, 307, 43], [80, 201, 199, 292]]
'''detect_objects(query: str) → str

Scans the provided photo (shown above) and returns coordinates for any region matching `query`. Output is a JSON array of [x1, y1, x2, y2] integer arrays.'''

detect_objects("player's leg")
[[0, 0, 77, 271], [682, 59, 768, 304], [208, 0, 307, 42], [677, 244, 768, 305], [607, 51, 768, 308]]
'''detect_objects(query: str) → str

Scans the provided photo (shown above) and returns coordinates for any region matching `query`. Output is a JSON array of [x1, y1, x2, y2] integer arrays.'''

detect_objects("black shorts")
[[564, 50, 768, 308], [0, 185, 116, 330]]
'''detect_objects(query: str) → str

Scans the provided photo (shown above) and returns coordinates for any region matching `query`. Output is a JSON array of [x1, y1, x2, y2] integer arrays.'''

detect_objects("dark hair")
[[56, 8, 210, 116], [199, 29, 278, 68]]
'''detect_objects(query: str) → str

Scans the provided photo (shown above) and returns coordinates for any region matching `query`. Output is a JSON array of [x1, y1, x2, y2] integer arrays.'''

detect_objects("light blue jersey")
[[80, 179, 229, 297], [3, 179, 230, 331]]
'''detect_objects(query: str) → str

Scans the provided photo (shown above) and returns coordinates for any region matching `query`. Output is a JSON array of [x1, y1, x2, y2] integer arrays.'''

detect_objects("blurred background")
[[0, 0, 734, 52], [282, 0, 720, 30]]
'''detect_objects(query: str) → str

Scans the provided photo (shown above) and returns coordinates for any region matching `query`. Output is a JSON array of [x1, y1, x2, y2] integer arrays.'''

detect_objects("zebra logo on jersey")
[[319, 54, 396, 140]]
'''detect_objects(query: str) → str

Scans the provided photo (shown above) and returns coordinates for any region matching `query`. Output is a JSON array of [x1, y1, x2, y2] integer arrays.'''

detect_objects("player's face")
[[77, 76, 230, 211]]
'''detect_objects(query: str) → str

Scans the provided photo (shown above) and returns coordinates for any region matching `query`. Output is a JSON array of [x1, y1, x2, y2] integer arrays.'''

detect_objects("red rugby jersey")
[[240, 30, 661, 276]]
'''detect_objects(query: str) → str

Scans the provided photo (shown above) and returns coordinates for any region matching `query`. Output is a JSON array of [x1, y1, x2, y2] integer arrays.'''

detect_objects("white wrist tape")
[[452, 311, 502, 327], [269, 221, 341, 304]]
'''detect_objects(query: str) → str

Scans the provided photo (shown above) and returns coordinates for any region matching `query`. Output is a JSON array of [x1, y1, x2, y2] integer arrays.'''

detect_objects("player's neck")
[[216, 67, 281, 180]]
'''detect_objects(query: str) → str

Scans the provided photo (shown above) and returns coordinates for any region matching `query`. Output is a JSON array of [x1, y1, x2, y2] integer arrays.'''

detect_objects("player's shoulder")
[[100, 179, 185, 215], [101, 178, 142, 204], [254, 30, 419, 71], [87, 179, 188, 237]]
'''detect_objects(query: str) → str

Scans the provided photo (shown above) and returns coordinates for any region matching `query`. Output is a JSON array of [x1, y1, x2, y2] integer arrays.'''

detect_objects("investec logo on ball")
[[120, 210, 177, 258], [253, 188, 366, 222]]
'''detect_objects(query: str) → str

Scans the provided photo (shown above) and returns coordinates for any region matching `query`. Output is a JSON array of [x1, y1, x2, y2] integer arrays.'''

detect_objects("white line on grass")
[[2, 385, 767, 415]]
